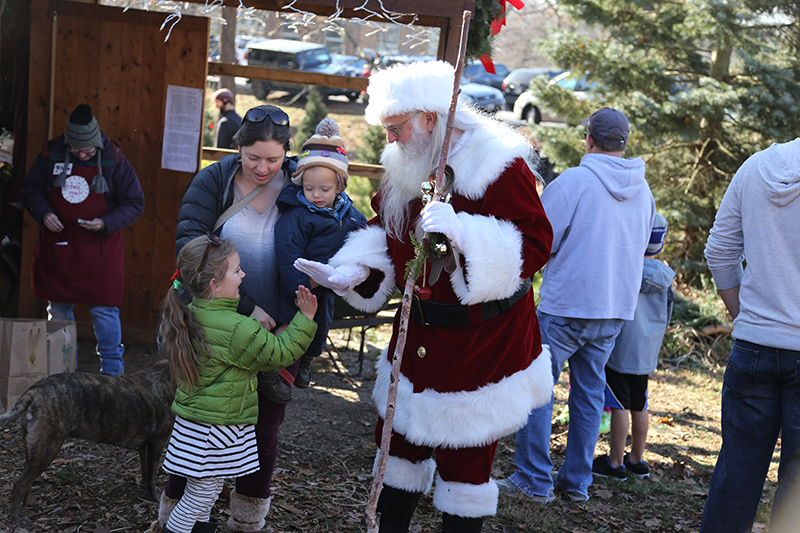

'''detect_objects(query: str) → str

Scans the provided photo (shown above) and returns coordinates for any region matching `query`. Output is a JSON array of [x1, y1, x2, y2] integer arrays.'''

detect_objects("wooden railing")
[[201, 147, 384, 182]]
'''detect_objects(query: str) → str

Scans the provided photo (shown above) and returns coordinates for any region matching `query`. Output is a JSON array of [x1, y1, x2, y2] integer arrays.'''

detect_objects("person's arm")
[[20, 154, 56, 226], [705, 169, 745, 318], [718, 286, 741, 319], [98, 152, 145, 234]]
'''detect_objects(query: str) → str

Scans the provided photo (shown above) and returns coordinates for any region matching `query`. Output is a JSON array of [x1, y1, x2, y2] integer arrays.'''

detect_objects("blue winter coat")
[[606, 257, 675, 375], [275, 184, 367, 357]]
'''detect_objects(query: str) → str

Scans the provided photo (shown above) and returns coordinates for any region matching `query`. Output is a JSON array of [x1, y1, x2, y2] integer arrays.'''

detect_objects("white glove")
[[294, 259, 369, 296], [421, 201, 463, 250]]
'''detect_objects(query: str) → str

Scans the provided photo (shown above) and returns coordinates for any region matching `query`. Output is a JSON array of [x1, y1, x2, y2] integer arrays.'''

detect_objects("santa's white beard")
[[379, 121, 439, 240]]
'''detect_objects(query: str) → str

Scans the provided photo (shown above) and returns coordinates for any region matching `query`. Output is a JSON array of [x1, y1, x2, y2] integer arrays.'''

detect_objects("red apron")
[[31, 163, 125, 306]]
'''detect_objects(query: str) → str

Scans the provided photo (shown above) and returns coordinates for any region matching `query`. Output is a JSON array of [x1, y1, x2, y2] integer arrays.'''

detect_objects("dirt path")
[[0, 325, 778, 532]]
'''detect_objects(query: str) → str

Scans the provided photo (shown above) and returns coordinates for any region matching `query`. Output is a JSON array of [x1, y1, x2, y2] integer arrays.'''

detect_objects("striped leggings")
[[165, 477, 224, 533]]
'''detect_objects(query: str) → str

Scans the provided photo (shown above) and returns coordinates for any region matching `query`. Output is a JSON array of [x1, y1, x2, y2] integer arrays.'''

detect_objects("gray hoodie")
[[539, 153, 656, 320], [705, 138, 800, 350]]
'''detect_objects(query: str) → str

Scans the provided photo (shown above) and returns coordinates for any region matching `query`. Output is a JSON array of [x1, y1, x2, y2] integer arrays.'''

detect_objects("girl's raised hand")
[[295, 285, 318, 320]]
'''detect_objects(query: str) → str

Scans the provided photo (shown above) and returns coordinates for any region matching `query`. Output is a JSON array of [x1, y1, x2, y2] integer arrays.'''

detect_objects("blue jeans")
[[48, 302, 125, 376], [510, 312, 623, 499], [700, 340, 800, 533]]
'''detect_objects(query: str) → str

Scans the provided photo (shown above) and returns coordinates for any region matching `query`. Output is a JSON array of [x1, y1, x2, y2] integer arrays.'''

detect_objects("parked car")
[[245, 39, 358, 100], [501, 67, 563, 107], [512, 71, 597, 124], [458, 76, 505, 114], [463, 60, 511, 91]]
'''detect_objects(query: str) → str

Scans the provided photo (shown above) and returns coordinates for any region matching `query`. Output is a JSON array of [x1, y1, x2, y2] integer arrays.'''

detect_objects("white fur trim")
[[372, 345, 553, 448], [432, 475, 498, 517], [450, 213, 525, 305], [373, 451, 435, 494], [365, 61, 454, 125], [328, 226, 397, 313], [449, 114, 533, 200]]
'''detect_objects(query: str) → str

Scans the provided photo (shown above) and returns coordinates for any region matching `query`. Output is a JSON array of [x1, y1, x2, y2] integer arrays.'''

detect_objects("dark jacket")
[[21, 133, 144, 235], [214, 108, 242, 150], [175, 153, 298, 316], [274, 184, 367, 358], [21, 133, 144, 306]]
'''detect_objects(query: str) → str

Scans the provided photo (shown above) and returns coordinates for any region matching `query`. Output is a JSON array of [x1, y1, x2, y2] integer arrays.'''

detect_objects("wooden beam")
[[209, 0, 470, 25], [208, 62, 369, 91], [201, 148, 383, 181]]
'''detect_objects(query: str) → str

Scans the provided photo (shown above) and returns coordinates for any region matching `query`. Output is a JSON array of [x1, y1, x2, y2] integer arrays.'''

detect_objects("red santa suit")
[[329, 107, 554, 518]]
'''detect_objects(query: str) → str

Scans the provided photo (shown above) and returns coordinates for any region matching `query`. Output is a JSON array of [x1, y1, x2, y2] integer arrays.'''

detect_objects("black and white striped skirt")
[[163, 416, 260, 479]]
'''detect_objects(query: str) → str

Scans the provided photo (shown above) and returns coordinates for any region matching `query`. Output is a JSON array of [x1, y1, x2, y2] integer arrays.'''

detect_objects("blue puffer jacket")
[[274, 184, 368, 356]]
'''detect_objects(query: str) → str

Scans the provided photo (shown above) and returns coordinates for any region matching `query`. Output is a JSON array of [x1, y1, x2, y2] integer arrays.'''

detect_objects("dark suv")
[[463, 60, 510, 91], [246, 39, 358, 100]]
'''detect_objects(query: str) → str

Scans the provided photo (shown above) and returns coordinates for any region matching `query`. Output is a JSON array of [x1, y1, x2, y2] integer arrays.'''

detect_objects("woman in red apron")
[[21, 104, 144, 376]]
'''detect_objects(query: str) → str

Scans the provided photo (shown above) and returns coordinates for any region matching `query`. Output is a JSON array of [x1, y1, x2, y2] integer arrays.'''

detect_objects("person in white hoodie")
[[498, 107, 655, 503], [701, 138, 800, 533]]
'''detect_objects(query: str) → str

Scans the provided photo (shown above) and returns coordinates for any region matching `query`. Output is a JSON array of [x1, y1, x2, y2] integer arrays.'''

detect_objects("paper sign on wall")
[[161, 84, 203, 173]]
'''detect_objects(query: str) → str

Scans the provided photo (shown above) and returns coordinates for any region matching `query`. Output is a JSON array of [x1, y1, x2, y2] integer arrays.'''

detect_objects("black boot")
[[295, 356, 312, 388], [190, 518, 219, 532], [442, 512, 483, 533], [377, 486, 422, 532], [260, 370, 292, 402]]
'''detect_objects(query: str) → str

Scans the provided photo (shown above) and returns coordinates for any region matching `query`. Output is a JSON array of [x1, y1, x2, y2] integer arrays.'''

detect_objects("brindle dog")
[[0, 360, 175, 523]]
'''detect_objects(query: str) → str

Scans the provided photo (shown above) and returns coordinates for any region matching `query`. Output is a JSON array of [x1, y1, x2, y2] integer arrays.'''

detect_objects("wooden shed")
[[5, 0, 475, 344]]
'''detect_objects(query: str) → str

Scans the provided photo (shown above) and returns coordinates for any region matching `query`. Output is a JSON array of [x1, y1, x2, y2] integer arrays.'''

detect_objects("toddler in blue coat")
[[262, 118, 368, 402], [592, 212, 675, 481]]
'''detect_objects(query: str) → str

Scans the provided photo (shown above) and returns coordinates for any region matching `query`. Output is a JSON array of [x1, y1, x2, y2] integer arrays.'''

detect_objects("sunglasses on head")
[[198, 232, 222, 273], [243, 107, 290, 127]]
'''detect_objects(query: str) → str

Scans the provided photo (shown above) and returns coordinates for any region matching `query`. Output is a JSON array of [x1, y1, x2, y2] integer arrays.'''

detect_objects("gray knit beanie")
[[56, 104, 108, 194], [64, 104, 104, 149]]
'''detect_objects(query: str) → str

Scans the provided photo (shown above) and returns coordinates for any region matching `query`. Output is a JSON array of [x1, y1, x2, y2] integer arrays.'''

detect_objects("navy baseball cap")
[[582, 107, 629, 148]]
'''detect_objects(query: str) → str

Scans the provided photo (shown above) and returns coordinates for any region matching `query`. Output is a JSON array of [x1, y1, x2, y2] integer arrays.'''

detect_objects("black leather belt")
[[410, 279, 531, 327]]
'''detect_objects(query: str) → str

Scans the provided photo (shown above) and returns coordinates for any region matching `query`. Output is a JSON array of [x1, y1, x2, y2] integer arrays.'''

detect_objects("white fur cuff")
[[432, 475, 498, 517], [449, 213, 525, 305], [373, 451, 435, 494]]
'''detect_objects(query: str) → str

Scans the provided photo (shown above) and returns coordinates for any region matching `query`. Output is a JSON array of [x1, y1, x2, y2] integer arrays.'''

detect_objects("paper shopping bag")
[[46, 320, 77, 375], [0, 318, 48, 411]]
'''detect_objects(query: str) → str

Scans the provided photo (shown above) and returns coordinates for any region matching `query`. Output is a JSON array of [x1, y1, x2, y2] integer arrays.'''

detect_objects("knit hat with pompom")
[[292, 118, 349, 191]]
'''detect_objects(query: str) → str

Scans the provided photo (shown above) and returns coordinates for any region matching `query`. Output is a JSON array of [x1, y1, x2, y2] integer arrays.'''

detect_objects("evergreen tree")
[[359, 124, 386, 165], [524, 0, 800, 283], [295, 87, 329, 150]]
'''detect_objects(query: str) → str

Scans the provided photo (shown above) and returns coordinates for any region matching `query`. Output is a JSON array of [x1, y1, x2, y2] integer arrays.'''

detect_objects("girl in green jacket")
[[155, 234, 318, 533]]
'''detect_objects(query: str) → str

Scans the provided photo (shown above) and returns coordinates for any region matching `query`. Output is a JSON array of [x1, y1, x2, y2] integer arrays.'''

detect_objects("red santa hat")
[[364, 60, 455, 126]]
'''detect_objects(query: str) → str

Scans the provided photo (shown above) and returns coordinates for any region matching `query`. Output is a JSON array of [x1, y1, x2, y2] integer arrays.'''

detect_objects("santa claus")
[[296, 60, 554, 532]]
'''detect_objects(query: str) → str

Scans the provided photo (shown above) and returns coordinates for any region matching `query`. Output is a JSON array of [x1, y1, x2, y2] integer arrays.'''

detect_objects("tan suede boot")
[[227, 490, 271, 533], [143, 490, 180, 532]]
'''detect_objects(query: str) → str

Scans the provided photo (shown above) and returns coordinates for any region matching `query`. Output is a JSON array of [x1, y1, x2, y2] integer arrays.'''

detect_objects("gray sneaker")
[[495, 479, 555, 504], [555, 486, 589, 502]]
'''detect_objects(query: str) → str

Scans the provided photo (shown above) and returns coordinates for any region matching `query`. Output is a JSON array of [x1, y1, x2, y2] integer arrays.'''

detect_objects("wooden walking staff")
[[364, 10, 473, 533]]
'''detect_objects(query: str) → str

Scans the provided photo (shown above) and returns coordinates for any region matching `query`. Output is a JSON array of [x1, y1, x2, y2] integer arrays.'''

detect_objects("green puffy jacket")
[[172, 297, 317, 425]]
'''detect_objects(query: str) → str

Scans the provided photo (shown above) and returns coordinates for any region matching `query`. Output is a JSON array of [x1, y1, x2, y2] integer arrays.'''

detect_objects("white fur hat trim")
[[364, 60, 455, 125]]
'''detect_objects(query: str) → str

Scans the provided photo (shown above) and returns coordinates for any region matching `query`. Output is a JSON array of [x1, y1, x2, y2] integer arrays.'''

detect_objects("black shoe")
[[295, 358, 312, 389], [190, 518, 219, 533], [624, 453, 650, 478], [260, 371, 292, 403], [592, 455, 627, 481]]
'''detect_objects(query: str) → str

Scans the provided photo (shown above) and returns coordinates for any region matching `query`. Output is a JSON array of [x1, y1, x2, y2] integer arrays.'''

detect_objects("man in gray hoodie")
[[498, 107, 655, 502], [701, 138, 800, 533]]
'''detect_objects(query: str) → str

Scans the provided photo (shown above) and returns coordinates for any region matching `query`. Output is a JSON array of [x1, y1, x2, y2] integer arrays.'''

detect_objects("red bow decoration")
[[485, 0, 525, 75], [170, 269, 181, 282], [490, 0, 525, 36]]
